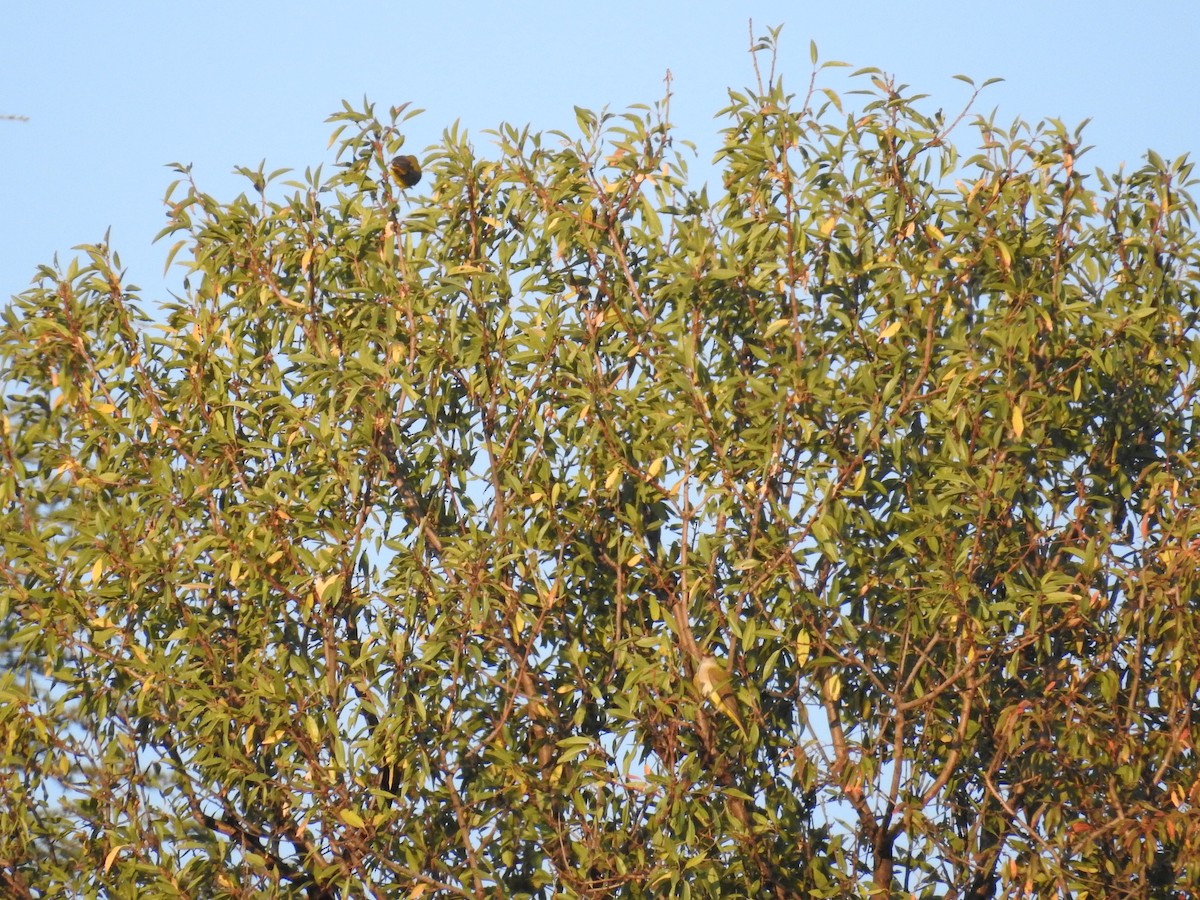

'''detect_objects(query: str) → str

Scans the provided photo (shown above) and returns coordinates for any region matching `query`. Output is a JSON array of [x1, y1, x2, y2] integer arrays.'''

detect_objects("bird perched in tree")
[[694, 655, 746, 736], [389, 154, 422, 188]]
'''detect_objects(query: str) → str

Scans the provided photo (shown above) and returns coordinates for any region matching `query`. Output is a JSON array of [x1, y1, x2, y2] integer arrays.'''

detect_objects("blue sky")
[[3, 1, 1197, 306]]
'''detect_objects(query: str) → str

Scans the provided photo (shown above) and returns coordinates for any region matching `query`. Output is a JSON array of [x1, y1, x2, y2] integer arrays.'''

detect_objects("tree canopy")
[[3, 36, 1199, 898]]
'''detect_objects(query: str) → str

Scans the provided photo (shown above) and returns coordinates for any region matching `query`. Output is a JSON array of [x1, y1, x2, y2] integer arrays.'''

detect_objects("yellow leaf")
[[764, 317, 791, 338], [819, 215, 838, 237], [1012, 404, 1025, 439], [315, 574, 342, 601], [339, 809, 365, 828], [796, 630, 811, 667], [604, 465, 623, 492], [104, 844, 126, 873], [90, 557, 105, 584], [823, 673, 843, 702], [852, 468, 866, 492], [878, 319, 902, 341], [995, 240, 1013, 271], [625, 553, 643, 569]]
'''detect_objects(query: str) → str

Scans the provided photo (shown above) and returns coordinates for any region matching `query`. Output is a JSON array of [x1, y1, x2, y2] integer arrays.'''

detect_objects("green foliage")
[[3, 37, 1200, 899]]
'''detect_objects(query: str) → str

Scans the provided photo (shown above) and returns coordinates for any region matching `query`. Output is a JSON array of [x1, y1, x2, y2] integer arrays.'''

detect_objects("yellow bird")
[[694, 655, 746, 736], [389, 154, 422, 188]]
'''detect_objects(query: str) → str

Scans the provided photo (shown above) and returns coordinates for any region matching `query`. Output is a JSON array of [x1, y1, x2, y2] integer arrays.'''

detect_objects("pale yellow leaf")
[[604, 466, 623, 492], [796, 630, 811, 667], [764, 318, 791, 338], [315, 574, 342, 601], [1012, 404, 1025, 439], [823, 673, 843, 702], [995, 240, 1012, 271], [104, 844, 126, 873]]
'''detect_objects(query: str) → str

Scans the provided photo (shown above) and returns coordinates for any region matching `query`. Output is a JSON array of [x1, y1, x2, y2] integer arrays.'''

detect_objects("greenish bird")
[[389, 154, 422, 188], [694, 655, 746, 737]]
